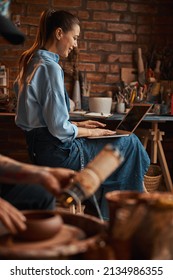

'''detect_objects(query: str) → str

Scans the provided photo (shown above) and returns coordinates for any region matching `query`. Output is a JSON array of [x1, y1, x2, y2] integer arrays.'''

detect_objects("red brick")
[[107, 23, 136, 33], [89, 42, 119, 52], [87, 1, 109, 10], [11, 2, 26, 15], [78, 41, 87, 51], [120, 13, 136, 23], [78, 63, 96, 72], [98, 64, 110, 73], [78, 11, 90, 20], [1, 48, 24, 58], [116, 34, 137, 42], [86, 73, 106, 83], [53, 0, 82, 8], [111, 2, 128, 12], [29, 27, 38, 36], [27, 5, 49, 16], [81, 21, 106, 31], [108, 54, 121, 63], [22, 16, 39, 26], [93, 12, 120, 21], [110, 64, 119, 73], [106, 74, 120, 84], [84, 31, 113, 41], [79, 53, 101, 63], [90, 84, 112, 95]]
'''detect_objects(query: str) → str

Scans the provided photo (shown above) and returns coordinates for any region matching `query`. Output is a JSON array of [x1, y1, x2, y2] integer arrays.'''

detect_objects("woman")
[[14, 9, 150, 220]]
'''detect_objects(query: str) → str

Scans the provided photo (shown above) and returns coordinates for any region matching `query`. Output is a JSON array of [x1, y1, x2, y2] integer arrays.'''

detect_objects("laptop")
[[88, 103, 152, 139]]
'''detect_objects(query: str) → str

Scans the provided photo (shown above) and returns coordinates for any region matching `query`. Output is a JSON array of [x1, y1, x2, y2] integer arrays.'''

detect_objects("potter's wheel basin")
[[0, 209, 106, 259]]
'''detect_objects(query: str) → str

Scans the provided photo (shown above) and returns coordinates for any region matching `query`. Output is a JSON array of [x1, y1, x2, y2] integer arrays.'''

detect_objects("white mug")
[[89, 97, 112, 114]]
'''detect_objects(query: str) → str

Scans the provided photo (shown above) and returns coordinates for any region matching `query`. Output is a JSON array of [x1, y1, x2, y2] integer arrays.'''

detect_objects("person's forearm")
[[0, 154, 43, 184], [76, 127, 91, 137], [0, 154, 76, 196], [71, 121, 92, 137]]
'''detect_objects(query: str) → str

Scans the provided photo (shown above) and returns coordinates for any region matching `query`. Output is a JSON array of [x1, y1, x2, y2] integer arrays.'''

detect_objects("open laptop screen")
[[116, 104, 152, 132]]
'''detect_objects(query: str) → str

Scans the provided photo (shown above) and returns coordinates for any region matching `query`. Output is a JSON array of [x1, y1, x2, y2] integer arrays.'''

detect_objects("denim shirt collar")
[[35, 49, 60, 63]]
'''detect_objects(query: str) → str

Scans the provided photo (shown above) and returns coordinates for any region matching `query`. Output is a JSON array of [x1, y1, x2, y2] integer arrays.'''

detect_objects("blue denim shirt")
[[14, 50, 78, 143]]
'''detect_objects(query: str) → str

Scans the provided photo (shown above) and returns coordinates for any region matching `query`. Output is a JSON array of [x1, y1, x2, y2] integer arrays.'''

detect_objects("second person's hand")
[[0, 198, 26, 234], [35, 167, 76, 197]]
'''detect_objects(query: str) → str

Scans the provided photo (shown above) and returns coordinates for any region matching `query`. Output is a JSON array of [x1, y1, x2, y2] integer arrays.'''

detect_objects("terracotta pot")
[[106, 190, 173, 260], [16, 210, 63, 242]]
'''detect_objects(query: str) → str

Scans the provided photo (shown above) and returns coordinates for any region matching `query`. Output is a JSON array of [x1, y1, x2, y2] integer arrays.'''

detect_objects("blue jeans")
[[25, 127, 150, 220]]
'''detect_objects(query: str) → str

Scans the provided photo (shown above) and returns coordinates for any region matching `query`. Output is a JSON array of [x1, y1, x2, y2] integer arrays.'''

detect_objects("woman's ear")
[[55, 28, 63, 40]]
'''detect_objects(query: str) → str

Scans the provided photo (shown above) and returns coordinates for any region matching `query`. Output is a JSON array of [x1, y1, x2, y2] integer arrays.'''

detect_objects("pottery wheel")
[[0, 224, 86, 259], [0, 210, 106, 259]]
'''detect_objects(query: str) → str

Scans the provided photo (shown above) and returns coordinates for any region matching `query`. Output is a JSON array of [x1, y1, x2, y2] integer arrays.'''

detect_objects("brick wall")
[[1, 0, 173, 98]]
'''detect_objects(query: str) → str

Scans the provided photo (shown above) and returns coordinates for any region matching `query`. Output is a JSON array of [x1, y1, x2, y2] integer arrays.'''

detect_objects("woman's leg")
[[26, 129, 150, 219], [93, 134, 150, 219]]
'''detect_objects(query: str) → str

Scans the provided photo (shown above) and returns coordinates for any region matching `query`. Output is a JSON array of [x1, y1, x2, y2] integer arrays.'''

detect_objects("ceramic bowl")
[[89, 97, 112, 114], [16, 210, 63, 242]]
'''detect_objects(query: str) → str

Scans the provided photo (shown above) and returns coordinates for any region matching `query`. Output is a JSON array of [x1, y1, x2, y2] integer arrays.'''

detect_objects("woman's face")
[[56, 24, 80, 58]]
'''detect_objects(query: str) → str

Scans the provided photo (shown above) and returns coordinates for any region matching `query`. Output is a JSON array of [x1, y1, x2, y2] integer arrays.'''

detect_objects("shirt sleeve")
[[33, 61, 78, 143]]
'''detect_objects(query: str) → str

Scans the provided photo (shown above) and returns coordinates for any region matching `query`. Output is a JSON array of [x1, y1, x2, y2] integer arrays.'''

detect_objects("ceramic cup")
[[88, 97, 112, 114], [116, 102, 125, 114]]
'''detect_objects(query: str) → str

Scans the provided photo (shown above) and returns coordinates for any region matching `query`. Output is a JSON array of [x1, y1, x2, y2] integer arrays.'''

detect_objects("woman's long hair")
[[18, 9, 80, 81]]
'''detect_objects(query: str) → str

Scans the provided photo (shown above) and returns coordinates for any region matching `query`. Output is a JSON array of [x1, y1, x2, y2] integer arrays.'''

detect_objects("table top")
[[70, 112, 173, 122], [109, 113, 173, 122], [1, 112, 173, 122]]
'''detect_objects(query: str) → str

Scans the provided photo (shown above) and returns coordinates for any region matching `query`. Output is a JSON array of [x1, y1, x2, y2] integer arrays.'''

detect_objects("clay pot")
[[106, 190, 173, 260], [16, 210, 63, 242], [0, 210, 107, 259]]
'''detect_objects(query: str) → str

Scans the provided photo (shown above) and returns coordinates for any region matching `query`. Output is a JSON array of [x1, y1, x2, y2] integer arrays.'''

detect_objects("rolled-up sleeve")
[[35, 61, 78, 142]]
